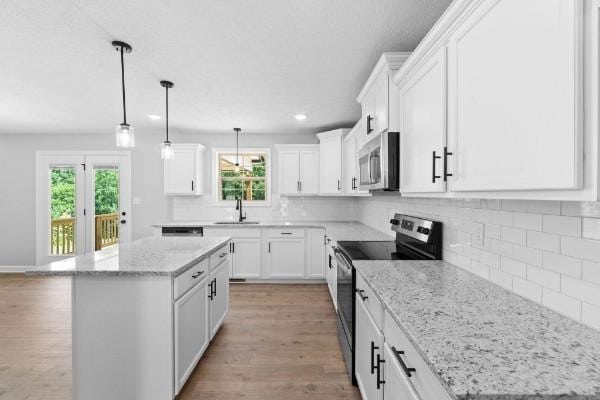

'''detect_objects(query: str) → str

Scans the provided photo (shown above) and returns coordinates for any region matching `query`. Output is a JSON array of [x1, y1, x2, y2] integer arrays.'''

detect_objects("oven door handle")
[[334, 248, 353, 273]]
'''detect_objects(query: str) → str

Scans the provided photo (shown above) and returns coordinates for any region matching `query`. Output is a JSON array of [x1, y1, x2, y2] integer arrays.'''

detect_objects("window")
[[215, 149, 270, 204]]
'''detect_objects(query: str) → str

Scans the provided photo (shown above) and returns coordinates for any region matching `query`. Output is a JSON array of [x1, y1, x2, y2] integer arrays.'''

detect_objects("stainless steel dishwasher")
[[161, 227, 204, 236]]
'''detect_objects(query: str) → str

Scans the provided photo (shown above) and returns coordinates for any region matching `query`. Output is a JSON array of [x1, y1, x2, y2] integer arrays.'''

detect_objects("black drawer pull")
[[280, 232, 293, 235], [191, 271, 203, 279], [219, 252, 227, 258], [432, 150, 441, 183], [391, 346, 416, 377], [355, 288, 368, 301], [370, 341, 379, 374], [211, 278, 217, 297]]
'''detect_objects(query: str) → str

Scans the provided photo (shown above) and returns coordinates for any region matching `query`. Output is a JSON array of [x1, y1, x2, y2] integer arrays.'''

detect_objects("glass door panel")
[[93, 167, 120, 250], [49, 167, 77, 255]]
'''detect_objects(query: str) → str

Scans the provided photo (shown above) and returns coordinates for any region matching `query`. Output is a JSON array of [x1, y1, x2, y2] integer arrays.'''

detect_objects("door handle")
[[120, 219, 126, 224], [367, 115, 374, 134], [432, 151, 441, 183]]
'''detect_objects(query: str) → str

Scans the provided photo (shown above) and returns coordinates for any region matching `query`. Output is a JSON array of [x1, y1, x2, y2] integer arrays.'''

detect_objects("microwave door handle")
[[368, 154, 373, 184]]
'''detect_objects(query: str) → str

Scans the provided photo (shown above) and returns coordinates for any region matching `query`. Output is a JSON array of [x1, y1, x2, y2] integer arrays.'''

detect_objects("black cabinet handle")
[[280, 232, 293, 235], [352, 177, 357, 191], [192, 271, 203, 279], [355, 288, 368, 301], [391, 346, 416, 377], [232, 242, 235, 253], [328, 254, 332, 269], [432, 151, 441, 183], [191, 180, 194, 192], [268, 242, 271, 253], [219, 252, 227, 258], [367, 115, 374, 134], [337, 179, 341, 191], [376, 353, 385, 389], [211, 278, 217, 297], [370, 341, 379, 374], [443, 147, 453, 181]]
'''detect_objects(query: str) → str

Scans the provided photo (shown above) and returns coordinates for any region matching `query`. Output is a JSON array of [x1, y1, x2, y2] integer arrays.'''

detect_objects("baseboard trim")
[[0, 266, 29, 273]]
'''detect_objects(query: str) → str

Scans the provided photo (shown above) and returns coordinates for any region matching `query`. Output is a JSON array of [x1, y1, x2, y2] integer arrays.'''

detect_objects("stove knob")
[[416, 227, 423, 233], [422, 228, 430, 235]]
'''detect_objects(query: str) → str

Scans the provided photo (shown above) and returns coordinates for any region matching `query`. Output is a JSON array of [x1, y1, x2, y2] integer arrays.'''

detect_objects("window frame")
[[212, 147, 272, 207]]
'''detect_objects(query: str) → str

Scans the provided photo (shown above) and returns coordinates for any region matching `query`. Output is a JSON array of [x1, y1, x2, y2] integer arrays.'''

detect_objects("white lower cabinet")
[[307, 229, 326, 278], [325, 238, 337, 309], [174, 275, 209, 394], [267, 237, 306, 278], [209, 259, 230, 338], [383, 343, 421, 400], [231, 238, 262, 278], [355, 292, 384, 400]]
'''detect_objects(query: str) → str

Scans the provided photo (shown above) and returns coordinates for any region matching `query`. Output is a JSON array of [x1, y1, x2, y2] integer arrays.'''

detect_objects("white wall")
[[359, 194, 600, 331]]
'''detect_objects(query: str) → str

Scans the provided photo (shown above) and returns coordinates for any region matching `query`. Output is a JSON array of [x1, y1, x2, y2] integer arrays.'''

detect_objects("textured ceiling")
[[0, 0, 452, 136]]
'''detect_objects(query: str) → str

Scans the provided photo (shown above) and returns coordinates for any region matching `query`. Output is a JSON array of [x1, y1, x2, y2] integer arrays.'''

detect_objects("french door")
[[36, 151, 131, 265]]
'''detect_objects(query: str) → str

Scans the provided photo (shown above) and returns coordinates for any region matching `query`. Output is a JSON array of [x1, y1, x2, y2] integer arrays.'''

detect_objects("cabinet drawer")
[[209, 244, 230, 270], [383, 310, 452, 400], [266, 228, 305, 238], [174, 258, 209, 300], [204, 228, 261, 238], [356, 272, 383, 332]]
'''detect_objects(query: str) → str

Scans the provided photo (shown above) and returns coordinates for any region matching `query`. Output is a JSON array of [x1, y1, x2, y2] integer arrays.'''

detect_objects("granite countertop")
[[153, 220, 394, 242], [354, 260, 600, 399], [26, 236, 230, 277]]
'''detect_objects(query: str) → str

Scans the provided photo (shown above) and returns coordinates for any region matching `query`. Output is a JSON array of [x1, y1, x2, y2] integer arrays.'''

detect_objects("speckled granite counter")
[[354, 260, 600, 399], [26, 236, 230, 277], [153, 220, 393, 242]]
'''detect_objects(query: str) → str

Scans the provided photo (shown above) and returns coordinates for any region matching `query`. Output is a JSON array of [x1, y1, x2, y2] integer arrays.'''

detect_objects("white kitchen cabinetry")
[[392, 0, 597, 201], [164, 143, 205, 195], [203, 228, 261, 278], [266, 229, 306, 278], [174, 275, 209, 394], [343, 122, 370, 195], [276, 145, 320, 195], [446, 0, 582, 192], [307, 229, 326, 278], [355, 291, 384, 400], [383, 344, 421, 400], [398, 47, 447, 194], [317, 129, 349, 194], [209, 258, 230, 339], [325, 236, 337, 309], [357, 53, 410, 145]]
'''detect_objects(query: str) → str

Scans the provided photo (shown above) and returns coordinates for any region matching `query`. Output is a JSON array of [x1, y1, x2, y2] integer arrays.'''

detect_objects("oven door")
[[335, 247, 355, 381]]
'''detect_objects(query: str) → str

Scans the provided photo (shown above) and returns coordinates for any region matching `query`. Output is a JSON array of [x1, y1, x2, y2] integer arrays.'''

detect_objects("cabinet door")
[[326, 243, 337, 309], [232, 238, 261, 278], [267, 239, 306, 278], [319, 136, 343, 194], [343, 133, 357, 194], [164, 148, 197, 195], [399, 47, 447, 193], [307, 229, 325, 278], [362, 90, 377, 138], [447, 0, 582, 192], [299, 150, 320, 195], [174, 277, 209, 394], [279, 150, 300, 195], [383, 344, 421, 400], [355, 293, 384, 400], [374, 72, 389, 136], [209, 260, 230, 338]]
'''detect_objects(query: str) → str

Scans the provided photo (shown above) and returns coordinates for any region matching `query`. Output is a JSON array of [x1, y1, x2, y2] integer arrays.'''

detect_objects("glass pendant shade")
[[116, 123, 135, 148], [161, 141, 174, 159], [234, 163, 240, 173]]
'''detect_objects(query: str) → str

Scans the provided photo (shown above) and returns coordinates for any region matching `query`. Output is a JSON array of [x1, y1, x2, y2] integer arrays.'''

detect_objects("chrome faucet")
[[235, 198, 246, 222]]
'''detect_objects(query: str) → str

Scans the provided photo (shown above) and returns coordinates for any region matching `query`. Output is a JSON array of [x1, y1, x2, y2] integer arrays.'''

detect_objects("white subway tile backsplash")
[[501, 257, 526, 278], [582, 261, 600, 285], [542, 252, 582, 278], [358, 196, 600, 331], [542, 288, 582, 320], [542, 215, 581, 237], [501, 226, 526, 245], [526, 265, 561, 291], [527, 231, 560, 252], [561, 236, 600, 263], [513, 277, 542, 303], [561, 276, 600, 308], [582, 303, 600, 331], [582, 218, 600, 240]]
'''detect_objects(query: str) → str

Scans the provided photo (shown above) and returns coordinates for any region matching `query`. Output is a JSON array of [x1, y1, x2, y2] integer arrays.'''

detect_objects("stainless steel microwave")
[[358, 131, 399, 191]]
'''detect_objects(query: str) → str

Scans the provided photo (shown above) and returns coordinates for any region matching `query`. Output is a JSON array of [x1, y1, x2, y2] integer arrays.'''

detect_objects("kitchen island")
[[27, 236, 231, 400]]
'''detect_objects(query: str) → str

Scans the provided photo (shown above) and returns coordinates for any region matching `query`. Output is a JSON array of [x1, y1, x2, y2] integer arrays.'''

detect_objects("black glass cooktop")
[[337, 241, 426, 261]]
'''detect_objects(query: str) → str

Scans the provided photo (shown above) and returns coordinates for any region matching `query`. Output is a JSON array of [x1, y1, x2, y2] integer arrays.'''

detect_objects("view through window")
[[218, 152, 268, 202]]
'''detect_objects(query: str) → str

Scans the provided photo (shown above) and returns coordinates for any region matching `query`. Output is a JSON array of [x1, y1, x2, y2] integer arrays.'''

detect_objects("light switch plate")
[[473, 223, 484, 247]]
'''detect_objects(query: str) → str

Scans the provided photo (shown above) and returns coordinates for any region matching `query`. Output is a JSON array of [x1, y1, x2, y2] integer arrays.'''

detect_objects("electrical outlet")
[[473, 223, 484, 248]]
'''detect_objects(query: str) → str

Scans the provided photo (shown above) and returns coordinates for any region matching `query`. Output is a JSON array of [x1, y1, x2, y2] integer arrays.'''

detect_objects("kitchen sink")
[[214, 221, 260, 224]]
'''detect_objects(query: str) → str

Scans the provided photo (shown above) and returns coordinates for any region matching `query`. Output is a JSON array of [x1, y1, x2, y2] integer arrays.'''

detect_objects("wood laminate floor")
[[0, 275, 360, 400]]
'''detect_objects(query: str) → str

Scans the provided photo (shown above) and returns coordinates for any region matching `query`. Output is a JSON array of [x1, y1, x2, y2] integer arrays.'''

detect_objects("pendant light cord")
[[236, 130, 239, 165], [120, 46, 127, 125], [165, 85, 169, 142]]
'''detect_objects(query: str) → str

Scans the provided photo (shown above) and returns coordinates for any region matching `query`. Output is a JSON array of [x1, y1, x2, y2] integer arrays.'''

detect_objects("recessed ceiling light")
[[148, 114, 161, 120], [294, 114, 307, 121]]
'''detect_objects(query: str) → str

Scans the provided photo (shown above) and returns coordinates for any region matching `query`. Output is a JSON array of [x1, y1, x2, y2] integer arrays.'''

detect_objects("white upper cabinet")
[[446, 0, 583, 193], [164, 144, 205, 195], [398, 47, 447, 194], [276, 145, 320, 195], [317, 129, 349, 194], [343, 122, 370, 195], [357, 53, 411, 145]]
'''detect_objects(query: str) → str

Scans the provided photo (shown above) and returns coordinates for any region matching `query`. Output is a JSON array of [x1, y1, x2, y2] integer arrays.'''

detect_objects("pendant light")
[[233, 128, 241, 173], [160, 80, 174, 159], [112, 41, 135, 148]]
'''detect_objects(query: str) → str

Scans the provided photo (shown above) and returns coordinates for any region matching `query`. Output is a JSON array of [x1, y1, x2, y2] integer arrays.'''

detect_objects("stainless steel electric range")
[[334, 214, 442, 384]]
